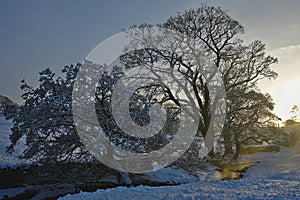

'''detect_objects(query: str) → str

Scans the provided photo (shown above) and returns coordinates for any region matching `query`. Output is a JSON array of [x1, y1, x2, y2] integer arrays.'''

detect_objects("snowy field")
[[60, 179, 300, 199], [60, 148, 300, 199], [1, 114, 300, 199]]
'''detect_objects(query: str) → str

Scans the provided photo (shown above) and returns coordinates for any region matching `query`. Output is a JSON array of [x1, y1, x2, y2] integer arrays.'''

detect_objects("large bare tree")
[[120, 5, 278, 159]]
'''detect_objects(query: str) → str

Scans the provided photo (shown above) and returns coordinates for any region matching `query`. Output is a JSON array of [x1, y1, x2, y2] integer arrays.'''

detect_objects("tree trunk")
[[223, 132, 233, 156], [232, 132, 241, 161], [232, 143, 240, 161]]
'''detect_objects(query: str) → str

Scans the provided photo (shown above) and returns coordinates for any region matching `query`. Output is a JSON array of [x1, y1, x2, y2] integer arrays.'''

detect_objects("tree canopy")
[[121, 5, 279, 160], [7, 5, 280, 164]]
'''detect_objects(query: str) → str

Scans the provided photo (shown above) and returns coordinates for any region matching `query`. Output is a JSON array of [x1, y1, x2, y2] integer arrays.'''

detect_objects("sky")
[[0, 0, 300, 121]]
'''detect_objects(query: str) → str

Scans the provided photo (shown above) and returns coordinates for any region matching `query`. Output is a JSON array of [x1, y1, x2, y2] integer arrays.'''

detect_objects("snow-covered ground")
[[0, 187, 25, 199], [60, 148, 300, 199], [60, 179, 300, 199], [0, 114, 25, 168], [1, 114, 300, 199], [240, 147, 300, 181]]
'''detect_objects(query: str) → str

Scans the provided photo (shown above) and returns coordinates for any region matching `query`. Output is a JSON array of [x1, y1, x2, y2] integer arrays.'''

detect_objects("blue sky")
[[1, 0, 300, 120], [0, 0, 188, 101]]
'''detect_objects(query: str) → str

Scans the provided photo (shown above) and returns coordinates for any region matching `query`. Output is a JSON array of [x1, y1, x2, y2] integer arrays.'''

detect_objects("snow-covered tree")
[[7, 63, 180, 164], [7, 5, 280, 165], [0, 94, 18, 115], [6, 65, 91, 164], [93, 65, 180, 154]]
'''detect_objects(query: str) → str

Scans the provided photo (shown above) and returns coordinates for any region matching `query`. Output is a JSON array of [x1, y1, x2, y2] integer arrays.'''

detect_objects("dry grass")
[[240, 145, 280, 154], [219, 162, 259, 180], [210, 160, 259, 180]]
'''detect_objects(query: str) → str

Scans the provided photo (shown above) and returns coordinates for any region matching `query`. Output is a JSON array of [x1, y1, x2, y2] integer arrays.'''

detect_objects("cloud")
[[269, 44, 300, 59]]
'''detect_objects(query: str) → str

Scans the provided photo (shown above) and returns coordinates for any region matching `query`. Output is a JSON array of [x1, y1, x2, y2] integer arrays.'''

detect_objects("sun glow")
[[256, 45, 300, 122], [262, 78, 300, 121]]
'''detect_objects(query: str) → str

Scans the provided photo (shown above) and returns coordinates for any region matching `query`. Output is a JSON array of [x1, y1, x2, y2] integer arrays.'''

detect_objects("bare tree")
[[120, 5, 278, 159], [224, 90, 280, 160]]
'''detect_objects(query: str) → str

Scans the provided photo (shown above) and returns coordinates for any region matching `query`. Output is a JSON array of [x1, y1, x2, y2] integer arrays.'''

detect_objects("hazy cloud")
[[270, 44, 300, 59]]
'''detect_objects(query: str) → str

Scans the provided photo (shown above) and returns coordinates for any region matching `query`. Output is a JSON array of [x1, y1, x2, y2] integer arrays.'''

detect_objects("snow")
[[0, 187, 25, 199], [2, 112, 300, 199], [0, 115, 26, 168], [29, 183, 76, 200], [60, 148, 300, 200], [60, 179, 300, 199], [144, 164, 220, 184], [144, 167, 198, 184], [240, 147, 300, 181]]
